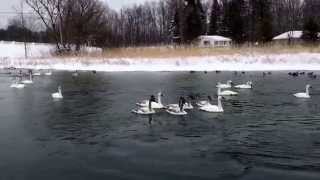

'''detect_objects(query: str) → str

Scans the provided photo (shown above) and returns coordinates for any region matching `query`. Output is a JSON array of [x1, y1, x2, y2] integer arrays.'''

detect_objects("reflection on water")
[[0, 71, 320, 180]]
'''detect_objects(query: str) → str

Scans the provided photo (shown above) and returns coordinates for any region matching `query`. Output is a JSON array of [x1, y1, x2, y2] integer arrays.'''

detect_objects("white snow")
[[0, 41, 102, 58], [1, 41, 320, 71], [0, 41, 54, 58], [1, 53, 320, 71]]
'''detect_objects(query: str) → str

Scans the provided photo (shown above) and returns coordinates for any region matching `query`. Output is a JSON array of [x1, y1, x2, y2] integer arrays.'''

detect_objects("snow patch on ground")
[[1, 53, 320, 71], [1, 41, 320, 71], [0, 41, 102, 58]]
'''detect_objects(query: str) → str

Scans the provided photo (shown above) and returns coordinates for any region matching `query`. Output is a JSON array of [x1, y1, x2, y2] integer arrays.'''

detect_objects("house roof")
[[198, 35, 232, 42], [273, 31, 303, 40]]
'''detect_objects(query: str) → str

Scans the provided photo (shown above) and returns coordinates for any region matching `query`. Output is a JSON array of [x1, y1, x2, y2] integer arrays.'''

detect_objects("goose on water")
[[294, 84, 311, 98]]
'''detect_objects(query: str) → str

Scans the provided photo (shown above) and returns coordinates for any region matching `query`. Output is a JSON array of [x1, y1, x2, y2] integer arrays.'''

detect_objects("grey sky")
[[0, 0, 156, 28], [103, 0, 157, 10]]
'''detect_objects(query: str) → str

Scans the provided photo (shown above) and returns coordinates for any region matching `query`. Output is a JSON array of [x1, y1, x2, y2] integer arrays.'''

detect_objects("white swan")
[[166, 102, 193, 110], [52, 86, 63, 99], [218, 87, 238, 96], [216, 80, 232, 89], [166, 107, 188, 116], [45, 71, 52, 76], [199, 96, 224, 113], [136, 92, 164, 109], [33, 72, 41, 76], [294, 84, 311, 98], [196, 96, 212, 107], [10, 80, 25, 89], [21, 74, 33, 84], [235, 81, 253, 89], [132, 107, 156, 115], [72, 71, 79, 77]]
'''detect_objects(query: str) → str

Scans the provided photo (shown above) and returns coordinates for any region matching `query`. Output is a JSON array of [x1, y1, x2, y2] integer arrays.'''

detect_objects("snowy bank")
[[1, 53, 320, 71], [0, 41, 102, 58], [1, 41, 320, 71]]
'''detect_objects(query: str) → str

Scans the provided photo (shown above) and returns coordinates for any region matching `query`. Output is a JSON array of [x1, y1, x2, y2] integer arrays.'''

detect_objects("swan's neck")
[[158, 94, 162, 104], [58, 88, 62, 95], [218, 98, 223, 110], [180, 104, 185, 112], [306, 86, 310, 95]]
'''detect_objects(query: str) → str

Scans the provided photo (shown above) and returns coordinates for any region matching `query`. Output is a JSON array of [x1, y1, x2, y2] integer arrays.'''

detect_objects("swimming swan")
[[294, 84, 311, 98], [52, 86, 63, 99], [218, 87, 238, 96], [166, 102, 193, 110], [10, 80, 25, 89], [33, 72, 41, 76], [196, 96, 213, 107], [45, 71, 52, 76], [136, 92, 164, 109], [216, 80, 232, 89], [199, 96, 224, 113], [132, 107, 156, 115], [21, 74, 33, 84], [166, 107, 188, 116], [235, 81, 253, 89]]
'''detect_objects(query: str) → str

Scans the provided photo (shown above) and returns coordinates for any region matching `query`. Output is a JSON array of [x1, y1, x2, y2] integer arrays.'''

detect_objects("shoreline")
[[1, 52, 320, 72]]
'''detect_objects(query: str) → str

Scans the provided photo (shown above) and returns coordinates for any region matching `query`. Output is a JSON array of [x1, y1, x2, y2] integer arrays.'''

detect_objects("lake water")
[[1, 70, 320, 180]]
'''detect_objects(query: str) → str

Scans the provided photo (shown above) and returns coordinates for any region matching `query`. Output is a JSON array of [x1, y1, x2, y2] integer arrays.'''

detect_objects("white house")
[[197, 35, 232, 48], [273, 31, 303, 42], [273, 30, 320, 44]]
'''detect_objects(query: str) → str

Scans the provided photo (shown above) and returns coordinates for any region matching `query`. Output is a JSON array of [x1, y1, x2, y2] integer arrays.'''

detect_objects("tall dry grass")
[[54, 44, 320, 59], [100, 44, 320, 59]]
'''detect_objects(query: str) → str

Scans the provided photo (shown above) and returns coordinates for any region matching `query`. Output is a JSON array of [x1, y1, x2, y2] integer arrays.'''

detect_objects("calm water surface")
[[0, 71, 320, 180]]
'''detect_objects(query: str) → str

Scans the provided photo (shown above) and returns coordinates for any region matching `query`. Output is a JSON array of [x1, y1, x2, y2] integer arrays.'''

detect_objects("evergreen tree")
[[302, 0, 320, 43], [182, 0, 206, 43], [302, 18, 319, 43], [170, 0, 183, 43], [250, 0, 273, 43], [208, 0, 221, 35], [223, 0, 246, 43]]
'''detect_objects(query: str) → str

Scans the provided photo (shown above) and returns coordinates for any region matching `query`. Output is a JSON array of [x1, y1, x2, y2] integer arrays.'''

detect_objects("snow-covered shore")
[[1, 41, 320, 71], [1, 53, 320, 71]]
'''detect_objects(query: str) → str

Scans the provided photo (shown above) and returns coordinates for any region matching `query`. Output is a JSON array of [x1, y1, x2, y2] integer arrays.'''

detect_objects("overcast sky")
[[0, 0, 156, 28]]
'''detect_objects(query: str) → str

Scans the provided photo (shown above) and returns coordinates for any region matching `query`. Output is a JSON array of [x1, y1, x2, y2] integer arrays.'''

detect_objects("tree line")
[[0, 0, 319, 50]]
